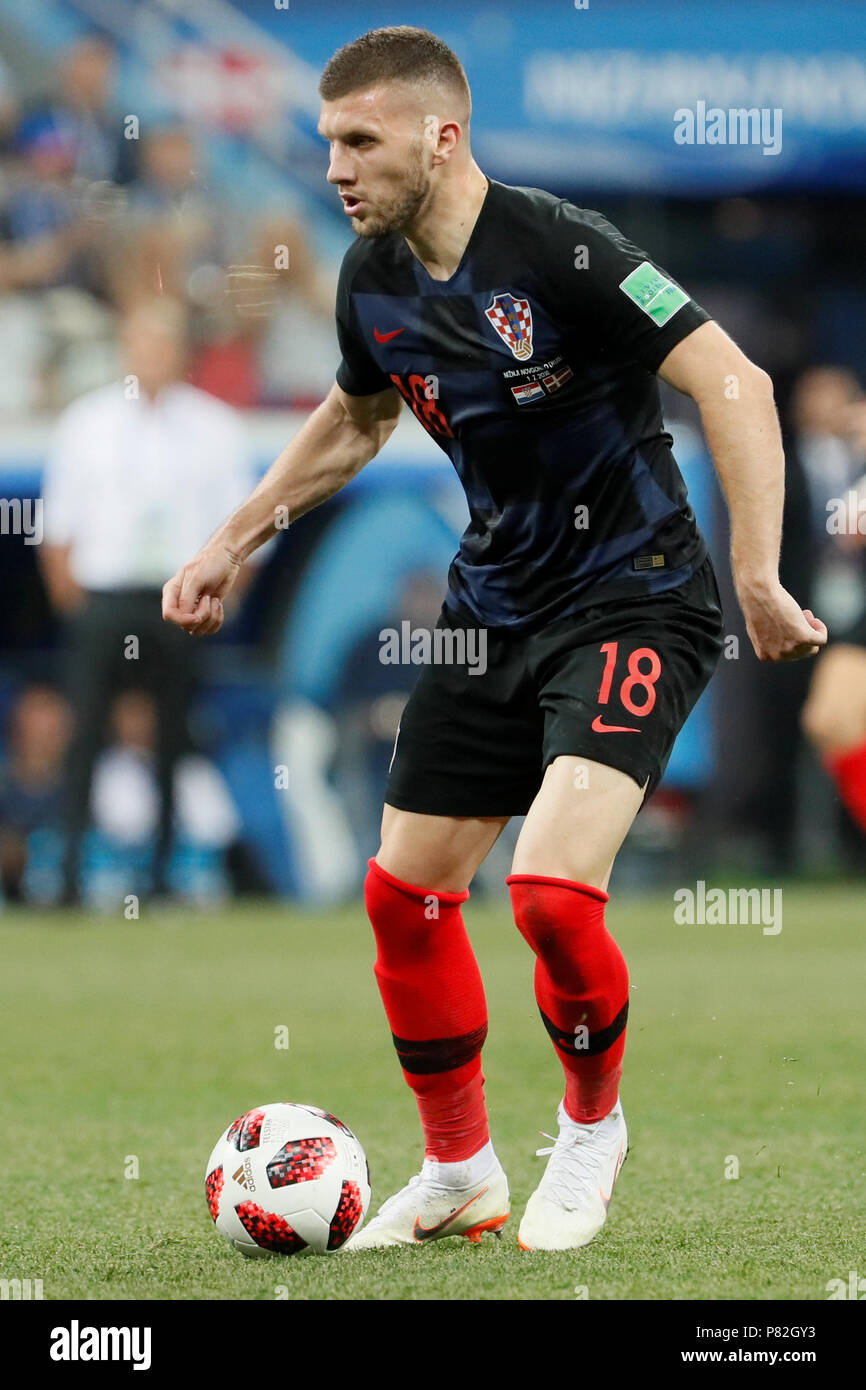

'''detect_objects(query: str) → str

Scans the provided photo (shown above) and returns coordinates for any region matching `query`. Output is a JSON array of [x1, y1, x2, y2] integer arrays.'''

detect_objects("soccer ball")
[[204, 1102, 371, 1256]]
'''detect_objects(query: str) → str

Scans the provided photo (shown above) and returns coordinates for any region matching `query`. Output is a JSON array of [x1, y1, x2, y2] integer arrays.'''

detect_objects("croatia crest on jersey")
[[485, 293, 534, 361]]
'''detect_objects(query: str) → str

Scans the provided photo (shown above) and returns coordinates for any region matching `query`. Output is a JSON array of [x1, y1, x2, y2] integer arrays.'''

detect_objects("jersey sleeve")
[[550, 202, 711, 373], [334, 249, 394, 397]]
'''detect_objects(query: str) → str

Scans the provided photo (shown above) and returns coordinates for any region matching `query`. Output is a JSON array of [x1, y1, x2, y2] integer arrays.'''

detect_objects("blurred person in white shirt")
[[40, 296, 257, 902], [90, 690, 240, 904]]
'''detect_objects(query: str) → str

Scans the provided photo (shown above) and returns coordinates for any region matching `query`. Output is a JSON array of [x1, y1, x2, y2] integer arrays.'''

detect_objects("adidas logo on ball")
[[232, 1159, 256, 1192]]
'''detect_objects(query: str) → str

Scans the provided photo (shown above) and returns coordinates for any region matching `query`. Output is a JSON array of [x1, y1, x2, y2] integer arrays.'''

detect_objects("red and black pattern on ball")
[[205, 1166, 224, 1222], [235, 1201, 308, 1254], [300, 1105, 356, 1139], [327, 1180, 364, 1250], [226, 1107, 266, 1152], [267, 1135, 337, 1188]]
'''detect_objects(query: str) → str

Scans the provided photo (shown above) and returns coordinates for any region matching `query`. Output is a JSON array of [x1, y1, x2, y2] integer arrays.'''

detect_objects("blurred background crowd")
[[1, 0, 865, 909]]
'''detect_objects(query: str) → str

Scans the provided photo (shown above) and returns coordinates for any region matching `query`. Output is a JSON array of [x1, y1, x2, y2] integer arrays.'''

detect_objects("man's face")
[[121, 308, 186, 392], [62, 40, 114, 112], [318, 85, 432, 238], [794, 368, 860, 437], [143, 131, 195, 192]]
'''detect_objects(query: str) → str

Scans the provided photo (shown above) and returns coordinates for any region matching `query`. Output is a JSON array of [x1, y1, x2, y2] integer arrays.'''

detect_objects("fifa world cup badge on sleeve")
[[618, 262, 689, 326]]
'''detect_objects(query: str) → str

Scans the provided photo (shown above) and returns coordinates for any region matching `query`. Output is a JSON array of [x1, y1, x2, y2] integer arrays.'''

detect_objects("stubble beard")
[[352, 141, 431, 239]]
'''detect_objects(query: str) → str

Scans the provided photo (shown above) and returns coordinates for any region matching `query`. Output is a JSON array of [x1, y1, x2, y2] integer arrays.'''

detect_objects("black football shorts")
[[385, 556, 725, 816]]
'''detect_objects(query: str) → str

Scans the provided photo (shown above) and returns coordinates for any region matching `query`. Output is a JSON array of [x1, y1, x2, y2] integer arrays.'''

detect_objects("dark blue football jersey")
[[335, 177, 711, 630]]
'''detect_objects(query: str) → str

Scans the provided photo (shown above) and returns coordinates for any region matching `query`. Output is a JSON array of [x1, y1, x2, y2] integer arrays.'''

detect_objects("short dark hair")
[[319, 26, 470, 117]]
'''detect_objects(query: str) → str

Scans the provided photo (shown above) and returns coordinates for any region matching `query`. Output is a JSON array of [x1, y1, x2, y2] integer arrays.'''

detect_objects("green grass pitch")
[[1, 884, 863, 1301]]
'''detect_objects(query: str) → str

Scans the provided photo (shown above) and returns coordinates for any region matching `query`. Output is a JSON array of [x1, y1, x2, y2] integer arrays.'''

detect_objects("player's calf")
[[364, 855, 493, 1160], [507, 874, 629, 1124], [507, 862, 632, 1251]]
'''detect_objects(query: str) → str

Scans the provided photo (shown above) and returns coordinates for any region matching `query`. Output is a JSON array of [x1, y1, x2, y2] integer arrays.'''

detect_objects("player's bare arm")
[[161, 380, 403, 636], [658, 319, 828, 663]]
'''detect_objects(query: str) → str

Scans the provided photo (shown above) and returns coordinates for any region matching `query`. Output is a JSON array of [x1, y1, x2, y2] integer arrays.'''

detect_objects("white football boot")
[[518, 1098, 628, 1251], [342, 1156, 510, 1250]]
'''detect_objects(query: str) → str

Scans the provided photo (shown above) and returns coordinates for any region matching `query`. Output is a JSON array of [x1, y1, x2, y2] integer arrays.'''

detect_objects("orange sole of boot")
[[462, 1213, 510, 1244]]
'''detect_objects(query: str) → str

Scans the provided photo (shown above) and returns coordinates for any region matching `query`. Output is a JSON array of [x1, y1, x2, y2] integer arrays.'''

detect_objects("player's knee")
[[370, 843, 470, 898], [508, 848, 611, 894], [801, 685, 855, 751], [800, 692, 830, 748], [801, 647, 866, 750], [364, 856, 467, 919], [373, 807, 497, 895]]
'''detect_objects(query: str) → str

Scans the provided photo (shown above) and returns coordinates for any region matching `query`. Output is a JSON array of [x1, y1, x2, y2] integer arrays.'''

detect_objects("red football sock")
[[824, 739, 866, 833], [507, 874, 629, 1124], [363, 857, 490, 1162]]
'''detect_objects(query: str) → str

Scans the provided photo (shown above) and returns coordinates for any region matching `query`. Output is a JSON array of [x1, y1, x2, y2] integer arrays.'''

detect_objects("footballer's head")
[[318, 26, 472, 238]]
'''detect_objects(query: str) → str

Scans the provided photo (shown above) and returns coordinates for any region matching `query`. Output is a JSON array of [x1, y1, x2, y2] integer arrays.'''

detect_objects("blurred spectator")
[[0, 42, 133, 412], [107, 126, 250, 404], [6, 116, 80, 249], [0, 35, 132, 290], [238, 215, 338, 408], [108, 123, 233, 318], [0, 685, 71, 902], [0, 53, 19, 150], [19, 35, 135, 188], [104, 215, 187, 310], [186, 300, 262, 408], [90, 690, 240, 901], [332, 571, 444, 864], [792, 366, 866, 630], [128, 127, 207, 218], [738, 397, 819, 873], [0, 115, 107, 299], [799, 394, 866, 866], [733, 366, 866, 872], [125, 127, 227, 281], [39, 296, 258, 902], [185, 211, 338, 410]]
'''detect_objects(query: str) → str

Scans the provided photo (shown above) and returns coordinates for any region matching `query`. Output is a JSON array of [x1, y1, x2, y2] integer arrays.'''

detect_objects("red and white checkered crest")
[[485, 293, 534, 360]]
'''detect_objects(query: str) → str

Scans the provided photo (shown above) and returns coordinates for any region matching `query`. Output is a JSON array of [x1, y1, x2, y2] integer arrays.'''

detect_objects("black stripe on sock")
[[391, 1022, 488, 1075], [539, 1000, 629, 1057]]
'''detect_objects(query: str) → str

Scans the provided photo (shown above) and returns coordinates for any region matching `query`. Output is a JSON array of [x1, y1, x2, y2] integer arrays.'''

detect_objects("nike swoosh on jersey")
[[412, 1186, 489, 1242], [373, 326, 406, 343], [591, 715, 641, 733]]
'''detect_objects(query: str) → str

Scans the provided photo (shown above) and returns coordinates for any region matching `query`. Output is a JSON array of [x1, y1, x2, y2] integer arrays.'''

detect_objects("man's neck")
[[403, 163, 490, 282], [137, 381, 177, 403]]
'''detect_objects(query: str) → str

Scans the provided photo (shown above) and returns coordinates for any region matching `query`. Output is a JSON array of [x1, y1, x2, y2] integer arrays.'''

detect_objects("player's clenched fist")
[[162, 543, 242, 637], [739, 581, 828, 662]]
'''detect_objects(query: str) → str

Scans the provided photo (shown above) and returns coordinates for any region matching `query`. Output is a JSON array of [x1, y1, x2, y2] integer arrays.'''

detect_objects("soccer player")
[[801, 412, 866, 836], [163, 27, 827, 1251], [803, 611, 866, 837]]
